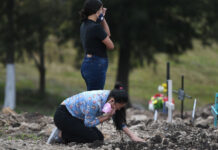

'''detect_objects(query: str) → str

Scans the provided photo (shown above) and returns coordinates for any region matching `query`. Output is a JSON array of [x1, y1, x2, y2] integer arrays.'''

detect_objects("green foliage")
[[0, 0, 68, 93], [105, 0, 208, 66], [202, 0, 218, 42], [0, 0, 17, 63], [14, 0, 65, 57]]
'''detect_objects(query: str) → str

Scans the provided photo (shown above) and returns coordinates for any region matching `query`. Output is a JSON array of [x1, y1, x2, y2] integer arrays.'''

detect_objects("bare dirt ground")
[[0, 105, 218, 150]]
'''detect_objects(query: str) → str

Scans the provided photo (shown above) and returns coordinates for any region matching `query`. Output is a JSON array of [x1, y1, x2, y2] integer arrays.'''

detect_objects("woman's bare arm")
[[101, 19, 111, 37], [122, 126, 145, 142], [98, 107, 116, 123], [102, 36, 114, 50]]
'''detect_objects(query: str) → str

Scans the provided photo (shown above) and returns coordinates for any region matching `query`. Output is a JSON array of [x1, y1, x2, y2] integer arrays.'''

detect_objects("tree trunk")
[[116, 45, 130, 92], [5, 0, 14, 64], [4, 0, 16, 109], [116, 40, 131, 107], [4, 64, 16, 109], [38, 40, 46, 95]]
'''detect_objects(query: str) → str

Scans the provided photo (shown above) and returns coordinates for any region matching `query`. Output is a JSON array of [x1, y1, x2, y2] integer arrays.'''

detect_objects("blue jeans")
[[81, 55, 108, 91]]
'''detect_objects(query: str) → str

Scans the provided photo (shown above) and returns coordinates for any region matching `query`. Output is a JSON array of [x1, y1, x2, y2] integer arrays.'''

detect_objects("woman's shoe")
[[47, 127, 60, 144]]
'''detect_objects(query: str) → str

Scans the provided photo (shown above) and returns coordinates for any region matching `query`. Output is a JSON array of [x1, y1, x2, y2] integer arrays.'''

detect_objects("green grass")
[[129, 41, 218, 110], [0, 40, 218, 115], [15, 133, 41, 140], [6, 134, 41, 141]]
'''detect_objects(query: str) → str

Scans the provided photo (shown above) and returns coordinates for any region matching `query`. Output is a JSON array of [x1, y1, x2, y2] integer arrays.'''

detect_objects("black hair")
[[80, 0, 103, 22], [108, 83, 128, 130]]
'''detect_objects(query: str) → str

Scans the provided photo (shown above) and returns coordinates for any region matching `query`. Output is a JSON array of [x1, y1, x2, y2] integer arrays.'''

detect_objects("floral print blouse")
[[62, 90, 110, 127]]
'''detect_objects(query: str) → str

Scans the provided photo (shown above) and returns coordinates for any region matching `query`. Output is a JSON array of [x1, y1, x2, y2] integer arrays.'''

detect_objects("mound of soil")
[[0, 105, 218, 150]]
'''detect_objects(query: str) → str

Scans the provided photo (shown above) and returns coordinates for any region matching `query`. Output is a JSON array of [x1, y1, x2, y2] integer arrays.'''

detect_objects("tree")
[[0, 0, 17, 109], [202, 0, 218, 43], [55, 0, 84, 69], [105, 0, 208, 92], [17, 0, 66, 95], [0, 0, 66, 110]]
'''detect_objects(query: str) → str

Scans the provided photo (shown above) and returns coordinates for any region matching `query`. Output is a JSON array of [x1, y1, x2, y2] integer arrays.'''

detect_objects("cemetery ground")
[[0, 105, 218, 150]]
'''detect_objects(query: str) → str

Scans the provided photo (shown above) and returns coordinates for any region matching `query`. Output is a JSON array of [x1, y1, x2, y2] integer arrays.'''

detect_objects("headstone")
[[211, 93, 218, 127]]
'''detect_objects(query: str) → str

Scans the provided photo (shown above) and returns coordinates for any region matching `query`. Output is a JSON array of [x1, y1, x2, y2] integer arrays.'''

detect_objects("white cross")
[[165, 80, 175, 123], [192, 99, 197, 123], [154, 110, 158, 122]]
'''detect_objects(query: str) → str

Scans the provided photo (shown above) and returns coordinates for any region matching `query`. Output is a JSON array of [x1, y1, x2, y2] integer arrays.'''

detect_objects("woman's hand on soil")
[[131, 135, 145, 142]]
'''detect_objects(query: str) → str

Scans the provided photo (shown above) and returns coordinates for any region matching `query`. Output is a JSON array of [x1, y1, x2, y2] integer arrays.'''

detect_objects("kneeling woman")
[[51, 85, 144, 144]]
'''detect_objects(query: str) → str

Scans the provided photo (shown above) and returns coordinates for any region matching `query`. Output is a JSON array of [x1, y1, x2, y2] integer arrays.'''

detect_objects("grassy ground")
[[0, 39, 218, 115]]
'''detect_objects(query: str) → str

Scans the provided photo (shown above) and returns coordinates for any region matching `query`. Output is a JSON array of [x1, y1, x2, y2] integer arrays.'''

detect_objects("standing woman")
[[80, 0, 114, 91]]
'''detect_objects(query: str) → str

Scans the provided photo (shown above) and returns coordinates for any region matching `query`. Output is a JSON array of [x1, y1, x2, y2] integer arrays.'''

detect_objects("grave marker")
[[166, 80, 174, 123], [173, 75, 192, 119], [211, 93, 218, 127]]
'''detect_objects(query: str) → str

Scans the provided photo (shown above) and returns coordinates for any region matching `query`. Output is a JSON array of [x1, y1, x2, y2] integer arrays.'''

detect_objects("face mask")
[[97, 13, 104, 23], [102, 102, 111, 113]]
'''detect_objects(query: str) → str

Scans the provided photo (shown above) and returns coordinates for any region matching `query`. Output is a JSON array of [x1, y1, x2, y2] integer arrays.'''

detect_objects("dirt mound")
[[0, 105, 218, 150]]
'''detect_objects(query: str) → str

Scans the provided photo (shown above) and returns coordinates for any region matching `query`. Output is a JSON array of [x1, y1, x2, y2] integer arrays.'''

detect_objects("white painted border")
[[3, 64, 16, 109]]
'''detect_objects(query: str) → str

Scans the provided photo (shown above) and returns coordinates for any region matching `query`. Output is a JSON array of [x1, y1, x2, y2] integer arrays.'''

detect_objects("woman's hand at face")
[[102, 8, 107, 16], [106, 107, 116, 118]]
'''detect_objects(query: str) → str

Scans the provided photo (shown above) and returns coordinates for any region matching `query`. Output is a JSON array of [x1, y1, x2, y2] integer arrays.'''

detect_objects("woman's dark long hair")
[[80, 0, 103, 22], [108, 83, 128, 130]]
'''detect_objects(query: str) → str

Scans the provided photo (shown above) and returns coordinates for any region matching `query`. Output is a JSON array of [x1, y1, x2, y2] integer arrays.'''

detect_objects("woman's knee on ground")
[[84, 129, 104, 142]]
